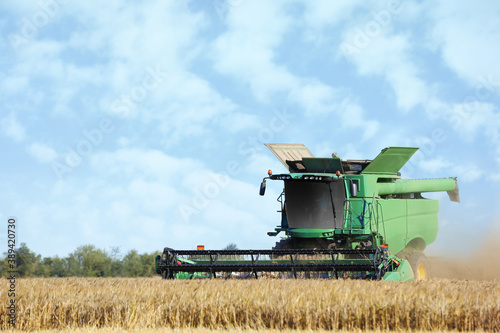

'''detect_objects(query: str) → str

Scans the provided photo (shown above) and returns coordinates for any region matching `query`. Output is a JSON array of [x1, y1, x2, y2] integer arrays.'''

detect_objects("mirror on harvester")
[[349, 180, 359, 197], [259, 179, 266, 196]]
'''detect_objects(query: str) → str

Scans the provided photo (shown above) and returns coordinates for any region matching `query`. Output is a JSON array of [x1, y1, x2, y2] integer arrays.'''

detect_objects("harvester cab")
[[156, 145, 459, 281]]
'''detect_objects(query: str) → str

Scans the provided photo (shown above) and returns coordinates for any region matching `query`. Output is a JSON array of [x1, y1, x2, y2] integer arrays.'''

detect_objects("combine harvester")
[[156, 145, 459, 281]]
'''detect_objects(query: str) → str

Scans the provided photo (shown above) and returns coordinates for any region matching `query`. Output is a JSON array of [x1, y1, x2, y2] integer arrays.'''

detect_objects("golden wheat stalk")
[[1, 278, 499, 331]]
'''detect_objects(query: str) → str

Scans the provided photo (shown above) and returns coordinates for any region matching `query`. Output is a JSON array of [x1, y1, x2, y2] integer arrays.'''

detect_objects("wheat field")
[[1, 277, 499, 332]]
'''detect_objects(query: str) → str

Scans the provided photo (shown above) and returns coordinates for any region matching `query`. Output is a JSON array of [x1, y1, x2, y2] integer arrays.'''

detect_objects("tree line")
[[1, 243, 159, 277], [1, 242, 239, 278]]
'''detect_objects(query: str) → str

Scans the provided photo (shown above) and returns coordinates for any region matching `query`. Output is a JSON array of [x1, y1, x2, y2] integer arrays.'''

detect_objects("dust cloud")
[[430, 226, 500, 280]]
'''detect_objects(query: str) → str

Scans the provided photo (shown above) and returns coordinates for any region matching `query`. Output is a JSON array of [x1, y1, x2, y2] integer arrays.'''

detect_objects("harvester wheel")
[[271, 239, 294, 259], [407, 252, 431, 280], [273, 238, 294, 250], [271, 238, 334, 259], [273, 238, 334, 250]]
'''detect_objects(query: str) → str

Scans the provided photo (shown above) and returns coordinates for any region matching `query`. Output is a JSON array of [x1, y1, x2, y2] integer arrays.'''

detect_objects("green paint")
[[287, 228, 336, 238], [382, 259, 414, 281], [361, 147, 418, 174]]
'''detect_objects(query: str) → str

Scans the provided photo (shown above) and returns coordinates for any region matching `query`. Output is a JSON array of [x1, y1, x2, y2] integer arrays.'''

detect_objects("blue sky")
[[1, 0, 499, 258]]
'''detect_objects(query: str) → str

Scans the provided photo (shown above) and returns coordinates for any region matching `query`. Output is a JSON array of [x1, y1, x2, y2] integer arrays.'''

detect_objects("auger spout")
[[377, 178, 459, 202]]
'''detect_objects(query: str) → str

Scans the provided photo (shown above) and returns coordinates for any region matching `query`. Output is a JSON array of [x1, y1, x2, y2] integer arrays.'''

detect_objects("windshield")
[[284, 180, 345, 229]]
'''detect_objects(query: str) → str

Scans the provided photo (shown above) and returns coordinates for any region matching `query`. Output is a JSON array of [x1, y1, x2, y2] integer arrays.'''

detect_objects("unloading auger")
[[156, 145, 459, 281]]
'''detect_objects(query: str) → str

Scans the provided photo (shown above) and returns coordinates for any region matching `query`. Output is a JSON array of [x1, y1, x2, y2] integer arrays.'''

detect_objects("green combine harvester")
[[156, 145, 459, 281]]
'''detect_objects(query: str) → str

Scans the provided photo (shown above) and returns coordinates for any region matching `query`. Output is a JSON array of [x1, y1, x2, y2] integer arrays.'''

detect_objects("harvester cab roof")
[[265, 144, 419, 176]]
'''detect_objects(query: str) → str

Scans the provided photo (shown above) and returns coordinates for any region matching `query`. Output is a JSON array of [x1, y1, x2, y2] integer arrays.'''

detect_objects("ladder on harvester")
[[343, 198, 386, 237]]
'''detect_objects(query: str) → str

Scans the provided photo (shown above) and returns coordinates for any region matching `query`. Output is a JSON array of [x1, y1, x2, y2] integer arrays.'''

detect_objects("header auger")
[[156, 145, 459, 281]]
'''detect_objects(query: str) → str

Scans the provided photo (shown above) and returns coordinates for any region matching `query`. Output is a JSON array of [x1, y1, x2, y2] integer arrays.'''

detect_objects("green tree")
[[1, 243, 163, 277], [52, 256, 67, 277], [34, 257, 53, 277], [109, 247, 123, 277], [67, 245, 112, 277], [140, 252, 159, 277], [16, 243, 41, 277], [31, 255, 69, 277], [65, 252, 82, 276], [0, 255, 8, 277], [123, 250, 143, 277], [223, 243, 238, 250]]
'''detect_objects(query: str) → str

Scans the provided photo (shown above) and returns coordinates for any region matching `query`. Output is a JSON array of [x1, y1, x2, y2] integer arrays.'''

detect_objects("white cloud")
[[148, 71, 239, 143], [212, 0, 335, 113], [300, 0, 364, 44], [289, 81, 338, 115], [219, 112, 260, 133], [337, 98, 379, 140], [0, 113, 26, 142], [340, 32, 429, 111], [27, 142, 58, 163], [490, 161, 500, 182], [212, 0, 381, 133], [212, 0, 296, 101], [0, 75, 29, 95], [302, 0, 363, 30], [16, 148, 203, 255], [419, 157, 452, 173], [14, 147, 282, 255], [66, 1, 206, 67], [5, 0, 211, 122], [89, 148, 199, 181], [430, 1, 500, 88], [39, 2, 241, 143], [243, 152, 288, 177], [5, 38, 105, 117], [445, 102, 500, 141], [449, 164, 484, 183]]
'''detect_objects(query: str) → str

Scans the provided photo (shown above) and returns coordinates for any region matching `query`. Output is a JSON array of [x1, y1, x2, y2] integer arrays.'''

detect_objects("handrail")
[[343, 198, 380, 231]]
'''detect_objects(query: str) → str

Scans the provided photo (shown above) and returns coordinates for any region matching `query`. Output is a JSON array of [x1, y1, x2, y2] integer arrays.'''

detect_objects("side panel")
[[377, 199, 408, 254], [406, 199, 439, 250]]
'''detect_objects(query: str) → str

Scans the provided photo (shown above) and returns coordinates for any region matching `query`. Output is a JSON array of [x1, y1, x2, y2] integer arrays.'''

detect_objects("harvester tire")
[[271, 239, 294, 259], [273, 238, 294, 250], [273, 238, 333, 250], [407, 252, 431, 280]]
